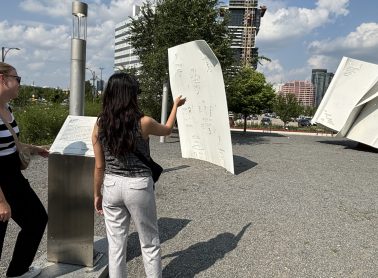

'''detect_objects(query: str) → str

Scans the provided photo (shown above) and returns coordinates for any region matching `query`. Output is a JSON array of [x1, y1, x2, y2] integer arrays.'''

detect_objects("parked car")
[[298, 118, 311, 127], [261, 117, 272, 126]]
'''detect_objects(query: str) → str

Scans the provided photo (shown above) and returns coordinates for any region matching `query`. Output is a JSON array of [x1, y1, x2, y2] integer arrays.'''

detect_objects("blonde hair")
[[0, 62, 15, 75]]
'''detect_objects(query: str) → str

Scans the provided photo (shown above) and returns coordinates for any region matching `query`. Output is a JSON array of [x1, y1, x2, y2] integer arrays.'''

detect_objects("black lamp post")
[[1, 47, 20, 62]]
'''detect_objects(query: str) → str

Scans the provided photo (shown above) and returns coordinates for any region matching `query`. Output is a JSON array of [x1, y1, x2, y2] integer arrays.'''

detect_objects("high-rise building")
[[228, 0, 266, 68], [312, 69, 334, 107], [279, 80, 315, 107], [114, 6, 142, 72]]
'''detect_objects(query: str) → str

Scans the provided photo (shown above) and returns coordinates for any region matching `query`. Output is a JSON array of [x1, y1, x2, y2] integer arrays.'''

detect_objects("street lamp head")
[[72, 1, 88, 40], [1, 47, 21, 62], [72, 1, 88, 17]]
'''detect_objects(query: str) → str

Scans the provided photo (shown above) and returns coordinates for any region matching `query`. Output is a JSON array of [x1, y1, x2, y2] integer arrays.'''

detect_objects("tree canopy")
[[274, 93, 302, 126], [130, 0, 233, 119], [226, 66, 276, 131]]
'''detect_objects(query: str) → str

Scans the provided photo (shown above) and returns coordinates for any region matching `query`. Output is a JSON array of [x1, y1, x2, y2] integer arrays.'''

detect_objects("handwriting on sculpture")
[[168, 40, 235, 173]]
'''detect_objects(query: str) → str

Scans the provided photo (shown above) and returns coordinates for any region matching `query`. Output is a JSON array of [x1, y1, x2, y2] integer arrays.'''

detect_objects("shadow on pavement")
[[233, 155, 257, 175], [162, 223, 251, 278], [317, 140, 378, 153], [127, 217, 191, 261], [231, 130, 285, 145]]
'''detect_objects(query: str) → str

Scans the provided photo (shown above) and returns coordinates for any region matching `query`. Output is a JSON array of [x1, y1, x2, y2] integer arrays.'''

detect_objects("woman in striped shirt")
[[0, 62, 48, 278]]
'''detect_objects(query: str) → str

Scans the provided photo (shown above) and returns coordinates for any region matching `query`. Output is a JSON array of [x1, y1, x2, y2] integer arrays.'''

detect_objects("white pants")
[[102, 174, 162, 278]]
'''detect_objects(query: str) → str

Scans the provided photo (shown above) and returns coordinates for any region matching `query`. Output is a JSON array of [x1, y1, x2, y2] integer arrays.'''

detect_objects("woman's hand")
[[94, 194, 103, 215], [0, 200, 11, 222], [32, 145, 49, 158], [174, 95, 186, 107]]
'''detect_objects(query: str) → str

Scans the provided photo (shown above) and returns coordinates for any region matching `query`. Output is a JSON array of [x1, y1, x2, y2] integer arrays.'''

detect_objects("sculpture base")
[[34, 236, 108, 278]]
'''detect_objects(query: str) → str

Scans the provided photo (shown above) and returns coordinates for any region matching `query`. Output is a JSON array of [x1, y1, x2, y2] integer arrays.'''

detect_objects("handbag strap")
[[0, 111, 23, 152]]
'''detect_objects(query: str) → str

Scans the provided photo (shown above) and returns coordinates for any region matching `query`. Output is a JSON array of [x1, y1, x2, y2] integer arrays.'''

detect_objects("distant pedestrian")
[[0, 62, 49, 278], [92, 72, 185, 277]]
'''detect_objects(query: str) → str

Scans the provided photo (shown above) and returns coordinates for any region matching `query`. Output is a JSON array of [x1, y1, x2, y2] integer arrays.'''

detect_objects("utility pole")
[[86, 67, 96, 101], [91, 71, 96, 99], [99, 67, 104, 92]]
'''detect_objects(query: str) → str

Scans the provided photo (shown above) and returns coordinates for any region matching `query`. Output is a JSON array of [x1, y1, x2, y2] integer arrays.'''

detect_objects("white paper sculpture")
[[312, 57, 378, 148], [168, 40, 234, 173]]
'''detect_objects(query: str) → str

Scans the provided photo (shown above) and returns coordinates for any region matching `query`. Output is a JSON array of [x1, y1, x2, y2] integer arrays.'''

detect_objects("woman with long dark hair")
[[92, 72, 185, 277], [0, 62, 48, 278]]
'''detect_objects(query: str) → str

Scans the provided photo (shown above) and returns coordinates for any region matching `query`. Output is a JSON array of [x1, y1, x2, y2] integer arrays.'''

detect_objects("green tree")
[[249, 55, 271, 69], [274, 93, 302, 127], [130, 0, 233, 119], [85, 80, 95, 101], [227, 67, 276, 132], [11, 85, 67, 107], [301, 105, 317, 117], [11, 85, 33, 107], [115, 66, 138, 76]]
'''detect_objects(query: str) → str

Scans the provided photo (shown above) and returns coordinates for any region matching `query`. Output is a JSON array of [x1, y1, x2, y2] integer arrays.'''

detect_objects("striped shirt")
[[0, 105, 19, 156]]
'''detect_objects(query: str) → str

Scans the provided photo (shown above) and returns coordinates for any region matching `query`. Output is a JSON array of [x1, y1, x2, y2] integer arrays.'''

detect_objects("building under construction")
[[228, 0, 266, 68]]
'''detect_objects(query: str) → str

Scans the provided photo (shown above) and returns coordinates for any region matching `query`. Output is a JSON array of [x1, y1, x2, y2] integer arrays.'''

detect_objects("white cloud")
[[257, 0, 350, 47], [259, 58, 283, 72], [308, 22, 378, 56], [307, 22, 378, 72], [20, 0, 142, 23], [89, 0, 143, 24], [286, 67, 310, 80], [20, 0, 72, 18], [6, 0, 144, 87], [28, 62, 45, 70], [258, 59, 284, 84], [24, 25, 70, 49], [259, 59, 311, 84], [307, 55, 338, 70], [316, 0, 349, 16], [0, 21, 25, 41]]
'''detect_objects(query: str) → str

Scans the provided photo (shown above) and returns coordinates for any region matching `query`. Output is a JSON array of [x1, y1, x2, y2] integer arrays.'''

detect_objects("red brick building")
[[279, 80, 315, 107]]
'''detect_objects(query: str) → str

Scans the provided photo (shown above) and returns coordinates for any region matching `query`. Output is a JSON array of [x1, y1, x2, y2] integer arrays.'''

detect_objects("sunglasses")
[[6, 75, 22, 84]]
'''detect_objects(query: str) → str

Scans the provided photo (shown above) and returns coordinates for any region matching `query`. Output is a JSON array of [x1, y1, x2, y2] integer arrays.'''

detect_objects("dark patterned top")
[[99, 130, 152, 178], [0, 105, 18, 157]]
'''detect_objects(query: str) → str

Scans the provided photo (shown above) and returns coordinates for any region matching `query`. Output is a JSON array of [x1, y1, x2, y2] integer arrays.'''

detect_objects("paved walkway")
[[231, 127, 335, 137], [1, 131, 377, 277]]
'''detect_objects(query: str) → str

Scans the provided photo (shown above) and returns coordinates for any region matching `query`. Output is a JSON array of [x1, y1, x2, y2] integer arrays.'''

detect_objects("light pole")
[[1, 47, 20, 62], [69, 1, 88, 116]]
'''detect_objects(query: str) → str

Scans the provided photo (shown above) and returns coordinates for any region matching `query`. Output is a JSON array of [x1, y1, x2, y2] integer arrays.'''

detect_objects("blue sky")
[[1, 0, 378, 88], [256, 0, 378, 84]]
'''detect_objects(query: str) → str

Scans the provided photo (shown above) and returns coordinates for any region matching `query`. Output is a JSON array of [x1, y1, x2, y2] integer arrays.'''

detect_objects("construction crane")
[[241, 0, 254, 67], [241, 1, 267, 68]]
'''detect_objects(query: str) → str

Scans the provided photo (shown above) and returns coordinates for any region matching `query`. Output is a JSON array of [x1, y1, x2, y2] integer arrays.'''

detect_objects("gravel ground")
[[1, 131, 377, 278]]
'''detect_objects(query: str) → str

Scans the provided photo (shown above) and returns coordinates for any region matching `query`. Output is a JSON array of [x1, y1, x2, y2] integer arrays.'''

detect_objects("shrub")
[[14, 104, 68, 145], [13, 100, 102, 145], [84, 100, 102, 117]]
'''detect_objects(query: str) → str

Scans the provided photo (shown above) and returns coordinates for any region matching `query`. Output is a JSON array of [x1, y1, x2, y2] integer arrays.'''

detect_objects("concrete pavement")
[[1, 131, 377, 277]]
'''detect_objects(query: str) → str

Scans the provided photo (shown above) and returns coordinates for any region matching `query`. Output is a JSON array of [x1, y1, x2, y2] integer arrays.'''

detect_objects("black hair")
[[98, 72, 143, 156]]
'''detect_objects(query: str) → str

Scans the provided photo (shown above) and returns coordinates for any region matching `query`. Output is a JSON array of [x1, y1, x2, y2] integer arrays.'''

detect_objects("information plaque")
[[47, 115, 98, 267], [49, 115, 97, 156]]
